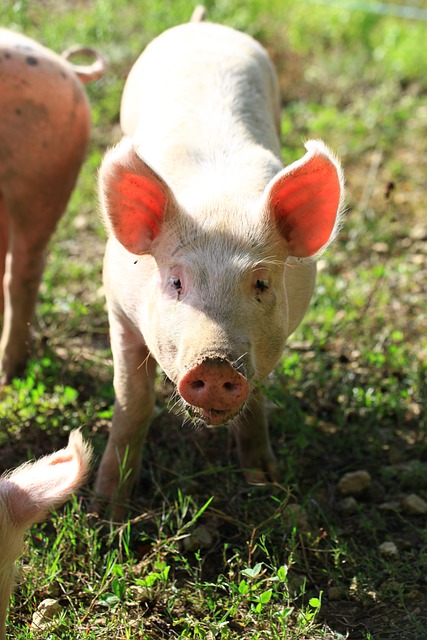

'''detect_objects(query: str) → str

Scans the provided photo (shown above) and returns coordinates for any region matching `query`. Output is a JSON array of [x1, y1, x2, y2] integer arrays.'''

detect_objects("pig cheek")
[[250, 295, 289, 380], [149, 299, 183, 383], [135, 262, 177, 375], [155, 334, 179, 382]]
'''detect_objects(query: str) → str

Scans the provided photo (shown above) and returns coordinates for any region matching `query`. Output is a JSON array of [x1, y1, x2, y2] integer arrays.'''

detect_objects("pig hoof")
[[0, 358, 27, 386], [90, 494, 128, 521], [243, 465, 278, 485]]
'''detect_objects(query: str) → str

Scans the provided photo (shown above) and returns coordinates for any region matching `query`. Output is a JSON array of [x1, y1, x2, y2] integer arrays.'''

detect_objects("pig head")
[[0, 29, 106, 384], [96, 19, 344, 515], [0, 430, 92, 640]]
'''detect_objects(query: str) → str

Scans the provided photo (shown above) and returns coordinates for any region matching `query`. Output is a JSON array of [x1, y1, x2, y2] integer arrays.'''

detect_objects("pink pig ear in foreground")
[[2, 430, 92, 530], [99, 139, 176, 254], [264, 140, 344, 257]]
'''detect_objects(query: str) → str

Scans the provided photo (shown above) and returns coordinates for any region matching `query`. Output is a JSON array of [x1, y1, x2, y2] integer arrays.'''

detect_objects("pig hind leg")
[[0, 187, 72, 385], [0, 194, 7, 314], [94, 315, 157, 517], [231, 389, 278, 484]]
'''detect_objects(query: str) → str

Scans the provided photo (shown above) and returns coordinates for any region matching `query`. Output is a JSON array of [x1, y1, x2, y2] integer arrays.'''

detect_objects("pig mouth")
[[187, 404, 243, 427]]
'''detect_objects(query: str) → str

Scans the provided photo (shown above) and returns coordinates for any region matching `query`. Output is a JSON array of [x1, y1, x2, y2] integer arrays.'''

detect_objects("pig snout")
[[178, 358, 250, 426]]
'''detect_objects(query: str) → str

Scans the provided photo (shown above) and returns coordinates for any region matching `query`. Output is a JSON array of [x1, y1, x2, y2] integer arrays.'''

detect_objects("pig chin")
[[186, 403, 244, 428]]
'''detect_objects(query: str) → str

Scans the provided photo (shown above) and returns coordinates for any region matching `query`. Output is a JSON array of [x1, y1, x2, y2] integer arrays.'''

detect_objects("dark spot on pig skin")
[[4, 51, 12, 60], [157, 337, 178, 362], [15, 108, 21, 116], [26, 56, 38, 66], [60, 71, 68, 79]]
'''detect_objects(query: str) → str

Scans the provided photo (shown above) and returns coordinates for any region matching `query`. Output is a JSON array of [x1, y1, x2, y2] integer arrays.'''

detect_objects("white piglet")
[[96, 17, 344, 514], [0, 431, 92, 639]]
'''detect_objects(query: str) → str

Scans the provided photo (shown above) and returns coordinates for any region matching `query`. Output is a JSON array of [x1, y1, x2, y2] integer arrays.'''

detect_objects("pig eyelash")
[[255, 279, 269, 293], [171, 277, 182, 291], [170, 276, 183, 300]]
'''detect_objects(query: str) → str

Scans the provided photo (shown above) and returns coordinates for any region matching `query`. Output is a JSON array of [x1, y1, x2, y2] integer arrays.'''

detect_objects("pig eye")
[[255, 279, 269, 293]]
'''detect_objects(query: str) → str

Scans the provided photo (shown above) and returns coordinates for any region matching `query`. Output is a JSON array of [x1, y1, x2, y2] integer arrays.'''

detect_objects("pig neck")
[[132, 83, 282, 201]]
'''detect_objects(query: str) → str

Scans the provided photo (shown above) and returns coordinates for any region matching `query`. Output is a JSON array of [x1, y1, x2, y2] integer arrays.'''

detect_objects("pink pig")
[[0, 29, 106, 384], [0, 430, 92, 640], [96, 15, 344, 515]]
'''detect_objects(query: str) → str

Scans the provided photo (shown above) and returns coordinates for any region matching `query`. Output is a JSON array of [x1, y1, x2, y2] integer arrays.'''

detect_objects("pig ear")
[[3, 430, 92, 529], [263, 140, 344, 257], [99, 139, 176, 254]]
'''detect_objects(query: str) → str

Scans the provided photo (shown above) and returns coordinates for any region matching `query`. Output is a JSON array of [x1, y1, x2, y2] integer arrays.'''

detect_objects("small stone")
[[378, 541, 399, 558], [328, 586, 347, 601], [338, 496, 358, 514], [282, 503, 310, 532], [317, 259, 328, 272], [380, 579, 400, 592], [287, 572, 307, 595], [93, 617, 107, 627], [338, 470, 372, 496], [183, 524, 215, 551], [74, 214, 89, 230], [127, 584, 152, 603], [372, 241, 389, 253], [409, 224, 427, 241], [31, 598, 63, 631], [379, 500, 401, 512], [401, 494, 427, 515]]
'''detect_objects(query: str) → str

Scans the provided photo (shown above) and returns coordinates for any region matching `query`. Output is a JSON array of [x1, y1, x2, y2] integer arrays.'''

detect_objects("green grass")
[[1, 0, 426, 638]]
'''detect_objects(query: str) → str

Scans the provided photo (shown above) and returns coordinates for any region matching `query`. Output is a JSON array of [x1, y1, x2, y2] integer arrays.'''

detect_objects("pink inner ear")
[[111, 171, 167, 253], [271, 153, 341, 257]]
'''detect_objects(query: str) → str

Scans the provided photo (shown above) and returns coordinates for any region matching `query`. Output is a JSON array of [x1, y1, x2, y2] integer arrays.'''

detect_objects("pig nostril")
[[191, 380, 205, 390], [224, 382, 236, 392]]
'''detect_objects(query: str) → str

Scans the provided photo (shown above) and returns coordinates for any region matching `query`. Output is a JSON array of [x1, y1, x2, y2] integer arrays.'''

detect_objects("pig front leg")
[[94, 315, 156, 516], [232, 389, 278, 485]]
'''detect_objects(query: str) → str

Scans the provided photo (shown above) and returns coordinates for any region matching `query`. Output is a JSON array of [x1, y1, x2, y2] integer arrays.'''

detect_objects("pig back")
[[0, 29, 90, 189], [120, 21, 282, 192]]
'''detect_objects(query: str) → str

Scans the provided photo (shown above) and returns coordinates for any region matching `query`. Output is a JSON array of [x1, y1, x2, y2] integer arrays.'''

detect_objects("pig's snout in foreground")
[[178, 358, 250, 426]]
